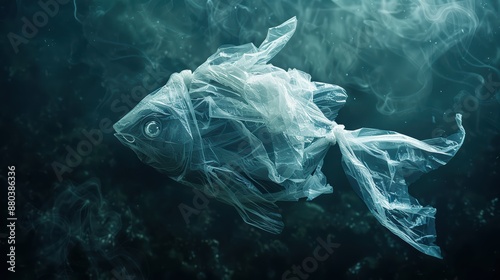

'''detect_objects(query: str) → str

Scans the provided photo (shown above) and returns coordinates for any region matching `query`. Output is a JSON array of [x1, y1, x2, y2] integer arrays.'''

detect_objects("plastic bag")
[[113, 17, 464, 258]]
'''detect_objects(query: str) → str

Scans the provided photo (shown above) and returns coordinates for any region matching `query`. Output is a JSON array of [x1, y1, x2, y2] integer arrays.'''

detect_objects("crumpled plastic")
[[113, 17, 465, 258]]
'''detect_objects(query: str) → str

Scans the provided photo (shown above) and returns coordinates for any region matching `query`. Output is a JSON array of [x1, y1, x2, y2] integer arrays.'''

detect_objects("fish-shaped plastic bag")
[[113, 17, 464, 258]]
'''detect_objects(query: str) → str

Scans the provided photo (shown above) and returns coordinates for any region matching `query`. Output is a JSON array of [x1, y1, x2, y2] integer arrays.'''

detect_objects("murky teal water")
[[1, 1, 499, 279]]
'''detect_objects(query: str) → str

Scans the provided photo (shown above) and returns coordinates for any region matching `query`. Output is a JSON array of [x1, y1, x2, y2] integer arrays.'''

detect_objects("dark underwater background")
[[1, 0, 499, 279]]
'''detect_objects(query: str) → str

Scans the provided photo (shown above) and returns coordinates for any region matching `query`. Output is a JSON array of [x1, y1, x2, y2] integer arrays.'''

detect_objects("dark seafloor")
[[1, 0, 499, 279]]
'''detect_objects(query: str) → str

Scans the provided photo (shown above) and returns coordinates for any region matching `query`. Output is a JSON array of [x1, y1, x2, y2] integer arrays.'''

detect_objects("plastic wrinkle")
[[325, 124, 345, 145]]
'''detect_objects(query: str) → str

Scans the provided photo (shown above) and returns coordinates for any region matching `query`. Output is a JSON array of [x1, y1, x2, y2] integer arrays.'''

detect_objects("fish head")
[[113, 83, 194, 178]]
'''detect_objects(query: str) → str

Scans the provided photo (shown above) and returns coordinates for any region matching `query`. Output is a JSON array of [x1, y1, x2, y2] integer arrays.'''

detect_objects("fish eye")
[[143, 119, 162, 138]]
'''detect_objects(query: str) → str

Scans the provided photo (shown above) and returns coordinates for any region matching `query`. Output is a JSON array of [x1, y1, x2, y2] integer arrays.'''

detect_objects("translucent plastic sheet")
[[113, 17, 465, 258]]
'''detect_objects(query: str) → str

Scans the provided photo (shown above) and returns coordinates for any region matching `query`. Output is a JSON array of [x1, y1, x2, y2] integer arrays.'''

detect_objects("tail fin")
[[334, 114, 465, 258]]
